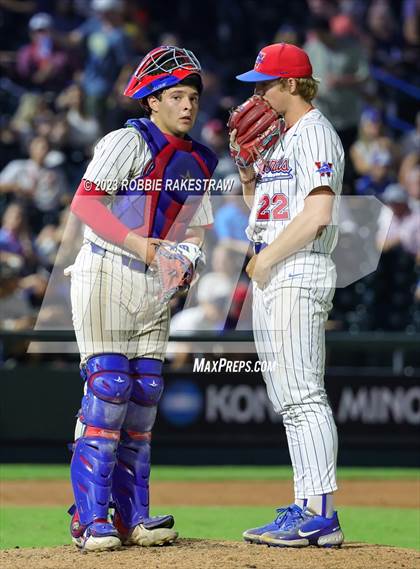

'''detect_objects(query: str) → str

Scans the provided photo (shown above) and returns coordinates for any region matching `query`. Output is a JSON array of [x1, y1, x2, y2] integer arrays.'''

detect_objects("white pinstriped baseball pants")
[[253, 282, 338, 498], [69, 243, 170, 364]]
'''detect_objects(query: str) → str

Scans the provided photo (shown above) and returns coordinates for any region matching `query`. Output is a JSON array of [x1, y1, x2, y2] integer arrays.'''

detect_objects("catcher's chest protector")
[[111, 118, 217, 240]]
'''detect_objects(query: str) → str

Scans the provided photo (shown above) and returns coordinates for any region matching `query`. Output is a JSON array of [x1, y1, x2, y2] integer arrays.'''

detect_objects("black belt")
[[253, 242, 267, 254], [90, 242, 147, 272]]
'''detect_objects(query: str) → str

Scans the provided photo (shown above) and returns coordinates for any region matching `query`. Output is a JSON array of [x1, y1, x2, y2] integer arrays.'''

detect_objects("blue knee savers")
[[81, 353, 132, 430], [123, 358, 164, 432], [71, 354, 132, 526], [112, 358, 163, 528]]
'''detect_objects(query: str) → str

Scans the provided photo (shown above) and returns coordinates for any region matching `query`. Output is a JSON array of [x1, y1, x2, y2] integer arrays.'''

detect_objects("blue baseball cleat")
[[243, 504, 304, 544], [262, 508, 344, 548]]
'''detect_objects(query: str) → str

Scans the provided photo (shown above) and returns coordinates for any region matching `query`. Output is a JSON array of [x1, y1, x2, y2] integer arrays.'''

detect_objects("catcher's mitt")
[[154, 242, 202, 302], [228, 95, 282, 168]]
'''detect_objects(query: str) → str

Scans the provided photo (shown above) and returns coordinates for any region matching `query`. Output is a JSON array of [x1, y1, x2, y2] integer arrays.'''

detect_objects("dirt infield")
[[1, 479, 419, 569], [0, 478, 416, 507], [1, 541, 419, 569]]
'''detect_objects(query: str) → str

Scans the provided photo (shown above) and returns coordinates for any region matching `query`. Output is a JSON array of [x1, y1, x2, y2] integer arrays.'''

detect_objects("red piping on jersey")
[[70, 180, 131, 246]]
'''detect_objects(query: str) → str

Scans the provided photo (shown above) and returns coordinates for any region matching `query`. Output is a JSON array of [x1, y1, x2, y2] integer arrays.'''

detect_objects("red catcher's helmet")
[[124, 45, 201, 100]]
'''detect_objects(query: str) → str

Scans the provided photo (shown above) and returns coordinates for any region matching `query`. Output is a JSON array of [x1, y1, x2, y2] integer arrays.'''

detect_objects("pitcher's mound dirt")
[[1, 540, 419, 569]]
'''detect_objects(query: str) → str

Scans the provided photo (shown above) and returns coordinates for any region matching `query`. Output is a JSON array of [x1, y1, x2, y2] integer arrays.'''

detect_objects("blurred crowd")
[[0, 0, 419, 362]]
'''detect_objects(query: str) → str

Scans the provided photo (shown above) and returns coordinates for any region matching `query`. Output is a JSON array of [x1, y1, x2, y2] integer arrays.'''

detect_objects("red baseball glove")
[[228, 95, 282, 168]]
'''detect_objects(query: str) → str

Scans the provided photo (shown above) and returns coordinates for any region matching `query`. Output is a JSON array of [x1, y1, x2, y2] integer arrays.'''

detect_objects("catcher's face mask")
[[124, 45, 202, 100]]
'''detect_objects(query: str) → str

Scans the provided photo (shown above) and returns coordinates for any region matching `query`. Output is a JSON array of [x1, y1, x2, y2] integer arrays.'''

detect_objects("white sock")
[[295, 498, 307, 510], [307, 494, 334, 518]]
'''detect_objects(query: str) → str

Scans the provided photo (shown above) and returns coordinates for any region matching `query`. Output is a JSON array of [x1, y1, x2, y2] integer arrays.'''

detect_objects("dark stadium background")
[[0, 0, 419, 466]]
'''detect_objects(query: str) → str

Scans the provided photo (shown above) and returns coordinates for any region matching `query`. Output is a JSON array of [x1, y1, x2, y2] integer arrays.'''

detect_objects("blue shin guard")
[[112, 358, 170, 533], [70, 354, 132, 528]]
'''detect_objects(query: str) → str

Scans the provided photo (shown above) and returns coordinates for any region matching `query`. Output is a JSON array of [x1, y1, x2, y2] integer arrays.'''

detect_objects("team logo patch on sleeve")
[[315, 161, 333, 177]]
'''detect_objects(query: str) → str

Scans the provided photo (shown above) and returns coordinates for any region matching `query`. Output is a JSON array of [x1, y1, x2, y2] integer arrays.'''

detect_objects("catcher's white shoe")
[[72, 520, 121, 552], [113, 512, 178, 547], [123, 523, 178, 547]]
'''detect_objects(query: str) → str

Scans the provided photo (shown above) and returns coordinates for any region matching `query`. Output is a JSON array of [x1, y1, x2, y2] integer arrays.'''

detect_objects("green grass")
[[0, 505, 419, 550], [1, 464, 419, 481], [1, 465, 419, 550]]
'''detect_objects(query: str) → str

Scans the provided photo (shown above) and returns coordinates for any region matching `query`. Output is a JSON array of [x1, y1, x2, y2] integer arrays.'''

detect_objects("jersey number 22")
[[256, 193, 289, 221]]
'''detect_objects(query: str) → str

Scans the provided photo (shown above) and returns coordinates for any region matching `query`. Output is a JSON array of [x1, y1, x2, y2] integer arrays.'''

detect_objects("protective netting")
[[134, 46, 201, 79]]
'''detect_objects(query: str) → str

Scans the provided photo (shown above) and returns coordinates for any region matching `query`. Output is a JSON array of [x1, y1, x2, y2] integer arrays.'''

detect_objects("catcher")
[[67, 45, 217, 552]]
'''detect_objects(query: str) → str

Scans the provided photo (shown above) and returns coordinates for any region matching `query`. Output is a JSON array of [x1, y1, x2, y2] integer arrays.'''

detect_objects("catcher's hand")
[[228, 95, 281, 168], [154, 242, 202, 302]]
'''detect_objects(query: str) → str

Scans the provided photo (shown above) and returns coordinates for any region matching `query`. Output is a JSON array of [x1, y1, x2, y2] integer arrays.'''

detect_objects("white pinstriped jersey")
[[82, 127, 214, 257], [247, 108, 344, 288]]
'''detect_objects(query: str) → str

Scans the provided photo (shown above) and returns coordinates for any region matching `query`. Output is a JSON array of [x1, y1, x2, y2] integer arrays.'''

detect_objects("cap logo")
[[255, 51, 265, 69]]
